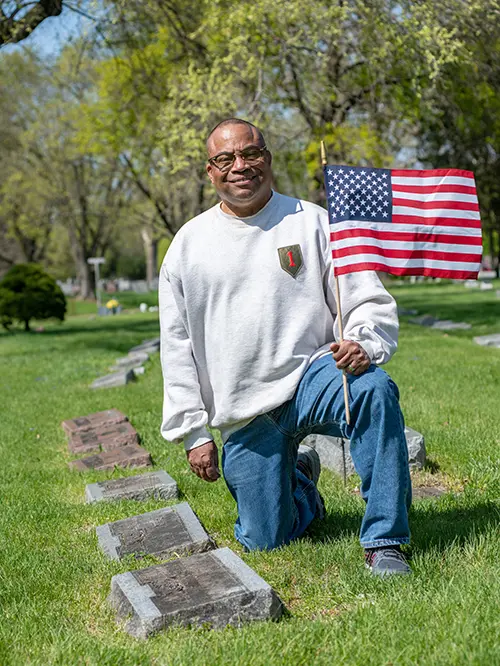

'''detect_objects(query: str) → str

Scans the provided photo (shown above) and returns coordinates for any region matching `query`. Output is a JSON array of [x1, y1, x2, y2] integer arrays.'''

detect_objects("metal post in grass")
[[87, 257, 106, 313]]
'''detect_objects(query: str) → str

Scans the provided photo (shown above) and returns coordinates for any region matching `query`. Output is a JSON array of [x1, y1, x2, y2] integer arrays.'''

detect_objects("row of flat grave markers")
[[63, 409, 282, 638], [90, 337, 161, 390], [63, 410, 152, 471]]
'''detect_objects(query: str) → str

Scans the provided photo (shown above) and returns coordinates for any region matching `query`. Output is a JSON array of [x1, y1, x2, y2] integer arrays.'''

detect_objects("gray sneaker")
[[365, 547, 412, 577], [297, 444, 321, 484]]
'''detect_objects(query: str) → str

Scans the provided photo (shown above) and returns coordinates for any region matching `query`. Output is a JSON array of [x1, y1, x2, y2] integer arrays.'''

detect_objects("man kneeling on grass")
[[159, 118, 412, 576]]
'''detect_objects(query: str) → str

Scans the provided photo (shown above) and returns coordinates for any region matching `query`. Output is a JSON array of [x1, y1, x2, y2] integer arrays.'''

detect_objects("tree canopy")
[[1, 0, 500, 288]]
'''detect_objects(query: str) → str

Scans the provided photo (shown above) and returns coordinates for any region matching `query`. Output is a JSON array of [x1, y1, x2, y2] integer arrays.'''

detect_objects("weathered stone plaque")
[[86, 470, 178, 503], [61, 409, 128, 436], [69, 444, 151, 472], [68, 421, 139, 455], [109, 547, 283, 638], [90, 369, 135, 390], [96, 502, 213, 560]]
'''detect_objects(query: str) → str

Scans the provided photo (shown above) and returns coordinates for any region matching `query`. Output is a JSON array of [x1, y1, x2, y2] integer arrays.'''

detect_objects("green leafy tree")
[[418, 1, 500, 273], [0, 263, 66, 331], [0, 1, 63, 47]]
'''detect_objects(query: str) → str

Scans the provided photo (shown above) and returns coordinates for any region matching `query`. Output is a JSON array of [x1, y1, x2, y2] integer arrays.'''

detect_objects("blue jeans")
[[222, 354, 411, 551]]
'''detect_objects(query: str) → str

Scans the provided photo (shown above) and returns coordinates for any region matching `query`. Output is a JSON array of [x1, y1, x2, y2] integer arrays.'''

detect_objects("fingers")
[[187, 441, 220, 482], [331, 340, 370, 375]]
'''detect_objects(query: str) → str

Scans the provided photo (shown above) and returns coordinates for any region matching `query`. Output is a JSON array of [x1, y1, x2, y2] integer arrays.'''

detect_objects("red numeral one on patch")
[[287, 251, 296, 267]]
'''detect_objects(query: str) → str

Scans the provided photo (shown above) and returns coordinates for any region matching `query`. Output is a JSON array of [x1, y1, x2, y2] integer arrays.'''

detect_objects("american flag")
[[324, 165, 482, 279]]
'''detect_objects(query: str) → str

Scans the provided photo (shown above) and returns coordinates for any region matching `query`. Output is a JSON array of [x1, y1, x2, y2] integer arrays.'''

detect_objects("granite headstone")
[[109, 547, 283, 638]]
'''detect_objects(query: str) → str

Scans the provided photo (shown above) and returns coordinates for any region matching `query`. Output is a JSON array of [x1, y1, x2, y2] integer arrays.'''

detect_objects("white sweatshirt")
[[159, 192, 398, 451]]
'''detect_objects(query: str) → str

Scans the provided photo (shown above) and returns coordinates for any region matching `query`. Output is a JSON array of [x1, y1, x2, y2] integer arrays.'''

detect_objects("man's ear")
[[206, 162, 215, 184]]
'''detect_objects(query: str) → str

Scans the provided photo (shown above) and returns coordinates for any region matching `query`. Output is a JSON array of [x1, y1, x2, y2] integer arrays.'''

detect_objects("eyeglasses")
[[208, 145, 267, 172]]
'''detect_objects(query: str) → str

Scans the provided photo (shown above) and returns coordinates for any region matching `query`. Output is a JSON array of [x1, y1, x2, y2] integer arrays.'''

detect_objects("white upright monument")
[[87, 257, 106, 313]]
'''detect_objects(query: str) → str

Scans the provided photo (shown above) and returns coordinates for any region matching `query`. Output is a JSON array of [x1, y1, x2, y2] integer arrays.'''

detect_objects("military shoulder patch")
[[277, 244, 304, 278]]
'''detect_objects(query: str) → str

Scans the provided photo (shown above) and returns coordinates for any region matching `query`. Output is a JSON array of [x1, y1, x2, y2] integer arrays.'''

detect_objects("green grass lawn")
[[0, 283, 499, 665]]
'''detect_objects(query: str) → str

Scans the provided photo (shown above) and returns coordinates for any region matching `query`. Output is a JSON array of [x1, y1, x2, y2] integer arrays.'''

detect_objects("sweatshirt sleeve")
[[325, 268, 399, 365], [159, 263, 212, 451]]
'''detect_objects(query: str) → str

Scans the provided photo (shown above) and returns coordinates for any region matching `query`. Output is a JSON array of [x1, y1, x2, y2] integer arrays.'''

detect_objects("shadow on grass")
[[307, 500, 499, 554], [409, 501, 500, 553]]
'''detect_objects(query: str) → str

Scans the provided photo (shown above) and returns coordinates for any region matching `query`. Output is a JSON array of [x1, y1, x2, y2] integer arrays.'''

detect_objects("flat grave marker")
[[409, 314, 471, 330], [86, 470, 178, 503], [96, 502, 212, 560], [90, 369, 135, 390], [115, 351, 150, 367], [69, 444, 151, 472], [69, 421, 139, 455], [474, 333, 500, 348], [109, 547, 283, 638], [129, 338, 160, 355], [61, 409, 128, 436]]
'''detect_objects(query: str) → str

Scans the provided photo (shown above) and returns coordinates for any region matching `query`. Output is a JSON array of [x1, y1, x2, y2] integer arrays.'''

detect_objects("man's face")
[[206, 124, 272, 216]]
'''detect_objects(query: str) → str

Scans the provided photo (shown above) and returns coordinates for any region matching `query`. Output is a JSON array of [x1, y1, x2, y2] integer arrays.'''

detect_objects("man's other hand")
[[187, 440, 220, 482], [330, 340, 370, 376]]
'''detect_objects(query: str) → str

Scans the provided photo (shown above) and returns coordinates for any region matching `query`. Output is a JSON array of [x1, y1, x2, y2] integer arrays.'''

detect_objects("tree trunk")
[[77, 257, 93, 300], [24, 319, 31, 332]]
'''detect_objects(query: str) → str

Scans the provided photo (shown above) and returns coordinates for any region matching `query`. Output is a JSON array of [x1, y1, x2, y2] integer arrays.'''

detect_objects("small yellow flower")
[[106, 299, 119, 309]]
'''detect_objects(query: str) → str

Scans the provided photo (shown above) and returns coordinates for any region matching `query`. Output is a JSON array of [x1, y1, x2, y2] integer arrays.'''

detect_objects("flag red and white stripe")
[[325, 167, 482, 279]]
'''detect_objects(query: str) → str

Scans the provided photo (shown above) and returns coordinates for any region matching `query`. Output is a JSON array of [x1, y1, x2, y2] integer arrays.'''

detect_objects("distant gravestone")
[[408, 314, 471, 330], [109, 359, 147, 373], [96, 502, 213, 560], [302, 426, 426, 479], [61, 409, 128, 436], [69, 444, 151, 472], [129, 338, 160, 355], [409, 314, 437, 327], [109, 547, 283, 638], [86, 470, 178, 503], [133, 366, 145, 377], [68, 421, 139, 455], [430, 320, 471, 330], [474, 333, 500, 348], [397, 307, 418, 316], [90, 369, 135, 389], [115, 352, 150, 367]]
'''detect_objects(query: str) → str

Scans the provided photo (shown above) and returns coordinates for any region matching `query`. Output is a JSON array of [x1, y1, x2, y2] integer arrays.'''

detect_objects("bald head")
[[206, 118, 266, 157]]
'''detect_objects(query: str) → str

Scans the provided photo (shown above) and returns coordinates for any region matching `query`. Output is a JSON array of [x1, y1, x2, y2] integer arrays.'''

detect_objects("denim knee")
[[355, 367, 400, 405]]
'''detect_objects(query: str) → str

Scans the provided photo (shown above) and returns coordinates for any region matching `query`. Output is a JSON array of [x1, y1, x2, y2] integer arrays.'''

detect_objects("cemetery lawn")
[[1, 282, 499, 666]]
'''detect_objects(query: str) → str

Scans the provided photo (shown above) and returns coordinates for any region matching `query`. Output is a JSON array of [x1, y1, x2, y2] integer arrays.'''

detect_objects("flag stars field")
[[324, 165, 482, 280]]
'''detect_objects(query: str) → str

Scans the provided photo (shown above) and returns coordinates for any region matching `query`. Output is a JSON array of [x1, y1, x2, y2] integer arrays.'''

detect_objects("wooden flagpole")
[[321, 141, 351, 425]]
